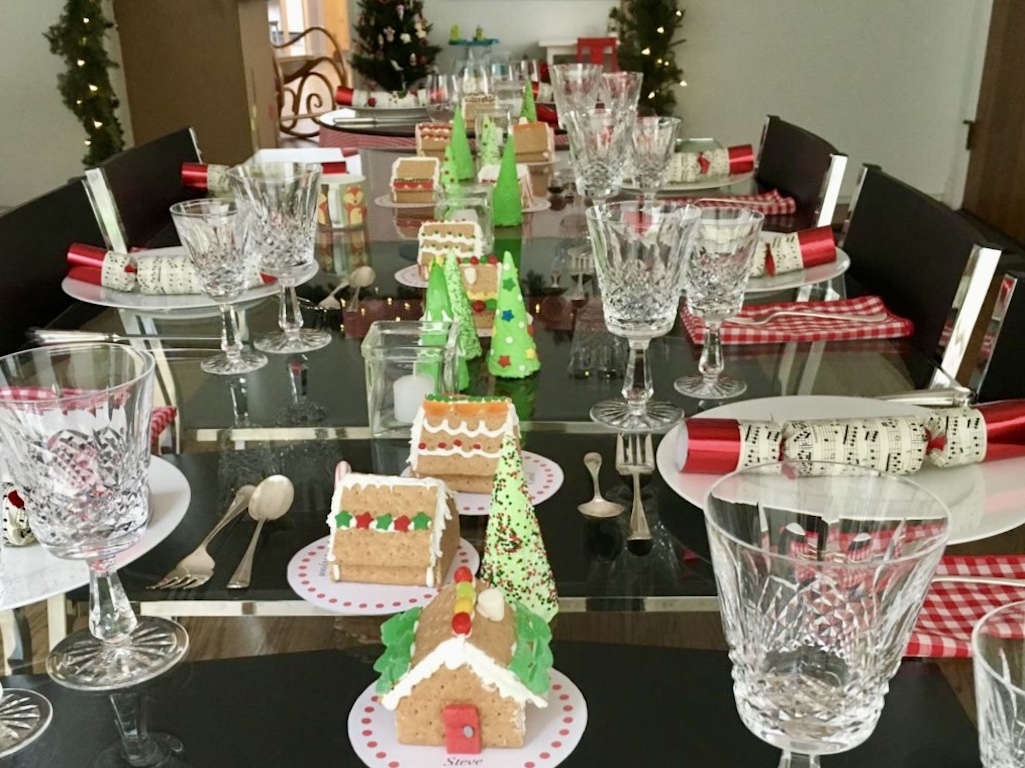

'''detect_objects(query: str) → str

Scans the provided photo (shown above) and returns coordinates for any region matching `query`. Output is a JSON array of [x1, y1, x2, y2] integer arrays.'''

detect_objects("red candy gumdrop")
[[452, 612, 472, 635], [454, 566, 473, 583]]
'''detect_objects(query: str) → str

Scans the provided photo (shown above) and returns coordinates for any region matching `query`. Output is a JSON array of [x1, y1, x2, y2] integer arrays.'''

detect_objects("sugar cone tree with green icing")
[[521, 81, 537, 122], [492, 135, 523, 227], [440, 143, 460, 196], [443, 252, 483, 361], [423, 261, 470, 390], [450, 105, 475, 181], [477, 114, 501, 167], [480, 433, 559, 622], [487, 251, 540, 378]]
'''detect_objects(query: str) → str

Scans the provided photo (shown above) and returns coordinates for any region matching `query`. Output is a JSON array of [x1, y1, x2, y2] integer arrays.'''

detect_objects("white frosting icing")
[[408, 400, 519, 470], [380, 635, 548, 710]]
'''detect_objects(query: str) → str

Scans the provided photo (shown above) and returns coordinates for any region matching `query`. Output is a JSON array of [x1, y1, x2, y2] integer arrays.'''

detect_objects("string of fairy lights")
[[611, 3, 687, 115], [45, 0, 125, 165]]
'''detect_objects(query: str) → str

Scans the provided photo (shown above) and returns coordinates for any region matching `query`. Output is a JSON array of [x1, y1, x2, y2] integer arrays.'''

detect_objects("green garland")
[[44, 0, 125, 166], [610, 1, 686, 116]]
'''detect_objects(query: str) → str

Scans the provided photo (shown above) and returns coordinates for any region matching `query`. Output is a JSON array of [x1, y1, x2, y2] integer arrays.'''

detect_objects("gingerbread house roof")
[[376, 580, 551, 710], [391, 157, 440, 182]]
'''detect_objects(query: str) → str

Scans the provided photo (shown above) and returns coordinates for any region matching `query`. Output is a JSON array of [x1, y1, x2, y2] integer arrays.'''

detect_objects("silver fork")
[[147, 485, 255, 590], [727, 310, 888, 326], [615, 433, 654, 555]]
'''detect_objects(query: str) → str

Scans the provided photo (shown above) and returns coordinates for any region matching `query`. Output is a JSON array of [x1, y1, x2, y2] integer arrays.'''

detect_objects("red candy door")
[[442, 703, 482, 754]]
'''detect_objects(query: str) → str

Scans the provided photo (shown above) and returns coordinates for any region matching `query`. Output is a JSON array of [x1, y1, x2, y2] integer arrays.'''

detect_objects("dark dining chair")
[[756, 115, 847, 229], [840, 164, 1003, 384], [576, 37, 619, 71], [967, 271, 1025, 401], [0, 179, 108, 356], [84, 127, 202, 252]]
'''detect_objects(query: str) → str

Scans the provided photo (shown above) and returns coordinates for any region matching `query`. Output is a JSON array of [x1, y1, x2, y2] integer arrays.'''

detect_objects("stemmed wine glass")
[[549, 63, 603, 128], [170, 199, 267, 375], [424, 73, 458, 123], [972, 600, 1025, 767], [705, 461, 950, 768], [564, 107, 636, 203], [584, 201, 701, 430], [631, 116, 681, 202], [0, 344, 189, 690], [599, 71, 643, 112], [227, 162, 329, 354], [674, 207, 764, 399]]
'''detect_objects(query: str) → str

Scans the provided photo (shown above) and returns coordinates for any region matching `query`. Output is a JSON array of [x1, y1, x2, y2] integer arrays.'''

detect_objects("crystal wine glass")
[[549, 63, 603, 128], [973, 600, 1025, 767], [631, 116, 681, 202], [0, 344, 189, 690], [674, 207, 764, 399], [424, 73, 458, 123], [564, 107, 636, 203], [706, 461, 950, 768], [170, 198, 267, 375], [227, 162, 329, 354], [585, 201, 701, 430], [599, 71, 643, 112]]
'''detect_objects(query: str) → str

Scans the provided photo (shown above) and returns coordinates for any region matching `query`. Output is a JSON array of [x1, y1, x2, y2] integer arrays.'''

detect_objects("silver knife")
[[875, 387, 973, 408], [31, 329, 221, 345]]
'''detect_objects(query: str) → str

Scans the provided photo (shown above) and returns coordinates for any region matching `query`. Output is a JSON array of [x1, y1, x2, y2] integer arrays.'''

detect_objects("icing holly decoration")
[[444, 253, 483, 361], [487, 252, 540, 379], [374, 607, 423, 693], [450, 105, 475, 181], [521, 80, 537, 122], [440, 143, 460, 196], [477, 114, 501, 167], [423, 261, 470, 390], [491, 135, 523, 226], [479, 433, 559, 622], [509, 601, 554, 694]]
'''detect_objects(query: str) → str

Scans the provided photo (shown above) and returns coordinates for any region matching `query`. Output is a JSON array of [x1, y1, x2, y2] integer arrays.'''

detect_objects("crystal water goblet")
[[510, 59, 542, 85], [973, 600, 1025, 767], [631, 116, 681, 202], [674, 207, 764, 399], [564, 107, 636, 203], [170, 198, 268, 375], [0, 344, 189, 690], [549, 64, 603, 128], [227, 162, 330, 354], [706, 461, 950, 768], [599, 71, 643, 112], [424, 73, 458, 123], [584, 201, 701, 430], [455, 60, 490, 96]]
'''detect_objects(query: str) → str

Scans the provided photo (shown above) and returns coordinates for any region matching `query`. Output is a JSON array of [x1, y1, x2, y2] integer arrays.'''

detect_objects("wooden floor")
[[6, 602, 977, 723]]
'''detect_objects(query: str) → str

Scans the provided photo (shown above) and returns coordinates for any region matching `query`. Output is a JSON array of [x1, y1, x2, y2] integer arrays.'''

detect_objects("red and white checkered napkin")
[[680, 296, 914, 345], [906, 556, 1025, 658], [666, 189, 797, 216]]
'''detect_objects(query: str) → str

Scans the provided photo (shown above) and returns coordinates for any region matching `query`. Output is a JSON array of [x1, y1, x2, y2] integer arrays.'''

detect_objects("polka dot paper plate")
[[287, 537, 480, 616], [403, 452, 564, 517], [394, 264, 427, 289], [347, 670, 587, 768]]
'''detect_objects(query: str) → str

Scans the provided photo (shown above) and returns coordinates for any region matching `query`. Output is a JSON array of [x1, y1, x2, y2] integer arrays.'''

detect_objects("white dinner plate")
[[745, 231, 852, 294], [0, 457, 191, 611], [318, 107, 428, 127], [62, 247, 318, 315], [622, 170, 755, 195], [374, 195, 436, 210], [394, 264, 426, 289], [655, 396, 1021, 546]]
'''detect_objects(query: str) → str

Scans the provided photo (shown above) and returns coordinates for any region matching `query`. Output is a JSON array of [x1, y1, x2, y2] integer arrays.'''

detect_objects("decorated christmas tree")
[[477, 115, 501, 167], [520, 81, 537, 122], [480, 433, 559, 623], [443, 253, 483, 360], [423, 261, 470, 390], [487, 251, 540, 378], [350, 0, 441, 92], [609, 0, 686, 116], [492, 137, 523, 227], [45, 0, 125, 165], [450, 106, 475, 181]]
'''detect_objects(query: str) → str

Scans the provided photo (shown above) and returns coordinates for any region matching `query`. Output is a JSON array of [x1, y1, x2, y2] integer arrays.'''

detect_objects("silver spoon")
[[317, 276, 350, 310], [347, 265, 376, 311], [577, 452, 625, 519], [226, 475, 295, 589]]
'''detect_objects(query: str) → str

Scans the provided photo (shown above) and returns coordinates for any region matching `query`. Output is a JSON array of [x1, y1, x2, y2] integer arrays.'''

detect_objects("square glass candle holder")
[[361, 321, 459, 438], [435, 187, 495, 254]]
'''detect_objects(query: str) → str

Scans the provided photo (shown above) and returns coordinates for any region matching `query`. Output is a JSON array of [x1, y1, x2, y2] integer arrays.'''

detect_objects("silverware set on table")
[[149, 475, 295, 591], [578, 434, 655, 555]]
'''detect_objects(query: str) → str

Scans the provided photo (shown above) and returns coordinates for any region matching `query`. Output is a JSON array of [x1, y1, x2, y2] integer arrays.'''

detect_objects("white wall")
[[0, 0, 133, 208], [418, 0, 982, 199]]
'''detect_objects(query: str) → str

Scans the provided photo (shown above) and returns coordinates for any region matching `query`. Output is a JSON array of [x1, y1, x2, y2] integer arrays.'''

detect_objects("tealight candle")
[[393, 373, 435, 424]]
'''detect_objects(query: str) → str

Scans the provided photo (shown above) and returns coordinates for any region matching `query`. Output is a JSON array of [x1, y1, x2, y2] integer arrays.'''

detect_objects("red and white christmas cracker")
[[181, 162, 231, 195], [750, 226, 837, 278], [335, 86, 427, 109], [673, 399, 1025, 476], [667, 144, 755, 183], [666, 190, 798, 216], [67, 243, 136, 292]]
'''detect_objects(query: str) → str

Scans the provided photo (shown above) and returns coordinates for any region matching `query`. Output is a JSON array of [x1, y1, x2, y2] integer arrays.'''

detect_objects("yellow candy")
[[455, 583, 476, 601], [453, 597, 475, 615]]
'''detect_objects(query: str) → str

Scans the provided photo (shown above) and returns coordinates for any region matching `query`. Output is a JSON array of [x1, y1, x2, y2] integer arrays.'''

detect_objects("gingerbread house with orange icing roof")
[[373, 573, 552, 752], [409, 394, 519, 494], [326, 462, 460, 588]]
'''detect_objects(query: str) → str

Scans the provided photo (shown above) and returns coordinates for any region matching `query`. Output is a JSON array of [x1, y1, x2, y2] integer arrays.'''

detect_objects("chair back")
[[756, 115, 846, 228], [840, 165, 1002, 381], [576, 37, 618, 71], [968, 271, 1025, 401], [84, 127, 202, 252], [0, 180, 106, 355]]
